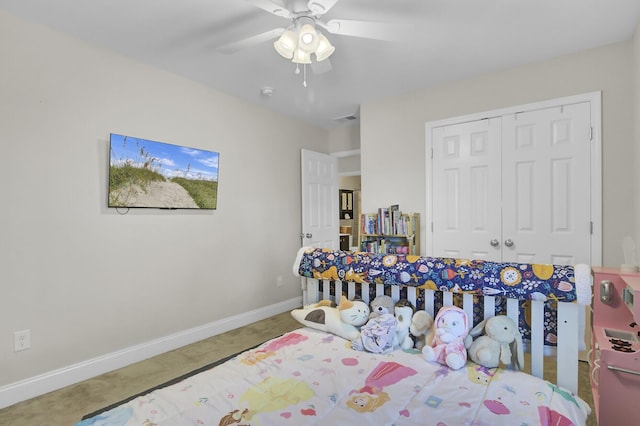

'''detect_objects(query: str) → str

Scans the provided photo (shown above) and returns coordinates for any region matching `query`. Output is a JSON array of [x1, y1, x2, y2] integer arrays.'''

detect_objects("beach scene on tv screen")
[[108, 134, 219, 209]]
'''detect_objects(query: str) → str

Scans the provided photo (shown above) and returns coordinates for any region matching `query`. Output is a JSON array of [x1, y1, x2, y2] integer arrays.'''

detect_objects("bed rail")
[[300, 278, 583, 393], [294, 248, 592, 394]]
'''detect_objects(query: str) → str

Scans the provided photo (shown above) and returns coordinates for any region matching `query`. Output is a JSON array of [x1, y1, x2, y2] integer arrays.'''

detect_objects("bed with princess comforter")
[[77, 247, 592, 425], [78, 326, 589, 425]]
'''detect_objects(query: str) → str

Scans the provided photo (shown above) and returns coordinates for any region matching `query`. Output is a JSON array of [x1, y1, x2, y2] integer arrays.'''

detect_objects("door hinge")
[[589, 126, 593, 141], [590, 221, 593, 235]]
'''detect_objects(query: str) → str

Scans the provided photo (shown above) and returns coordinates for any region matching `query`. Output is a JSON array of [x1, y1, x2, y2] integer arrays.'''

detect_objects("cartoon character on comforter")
[[346, 361, 417, 413]]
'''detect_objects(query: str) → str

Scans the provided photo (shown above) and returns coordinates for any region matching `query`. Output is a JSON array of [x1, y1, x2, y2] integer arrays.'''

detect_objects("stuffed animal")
[[369, 295, 395, 319], [393, 299, 416, 350], [409, 310, 434, 350], [351, 312, 397, 353], [465, 315, 524, 370], [352, 298, 417, 353], [290, 296, 370, 341], [422, 306, 469, 370]]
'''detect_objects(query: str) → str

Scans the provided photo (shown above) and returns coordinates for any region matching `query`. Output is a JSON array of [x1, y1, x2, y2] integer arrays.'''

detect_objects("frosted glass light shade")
[[315, 32, 335, 62], [292, 48, 312, 64], [273, 30, 297, 59], [298, 23, 319, 53]]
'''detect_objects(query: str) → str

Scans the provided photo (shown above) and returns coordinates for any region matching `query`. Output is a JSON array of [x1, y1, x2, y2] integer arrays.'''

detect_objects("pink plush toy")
[[421, 306, 469, 370]]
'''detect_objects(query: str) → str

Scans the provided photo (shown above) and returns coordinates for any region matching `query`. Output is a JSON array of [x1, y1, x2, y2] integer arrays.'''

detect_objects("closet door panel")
[[501, 102, 592, 264], [431, 118, 502, 260]]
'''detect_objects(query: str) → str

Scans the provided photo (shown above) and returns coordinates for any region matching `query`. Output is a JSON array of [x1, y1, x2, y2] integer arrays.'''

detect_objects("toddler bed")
[[77, 247, 592, 426]]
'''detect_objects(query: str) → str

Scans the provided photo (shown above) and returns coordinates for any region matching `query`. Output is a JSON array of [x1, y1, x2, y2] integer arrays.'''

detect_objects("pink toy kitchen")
[[590, 267, 640, 424]]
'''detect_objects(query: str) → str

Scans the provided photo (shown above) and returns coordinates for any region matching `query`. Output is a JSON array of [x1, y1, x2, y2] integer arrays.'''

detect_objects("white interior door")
[[301, 149, 339, 249], [431, 117, 502, 260], [501, 102, 592, 264], [430, 101, 593, 265]]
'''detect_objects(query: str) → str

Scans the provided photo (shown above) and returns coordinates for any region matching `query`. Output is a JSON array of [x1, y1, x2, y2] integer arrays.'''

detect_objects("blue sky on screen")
[[110, 134, 219, 182]]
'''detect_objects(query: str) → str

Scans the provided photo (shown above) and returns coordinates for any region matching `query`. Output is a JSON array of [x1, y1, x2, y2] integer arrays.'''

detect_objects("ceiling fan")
[[217, 0, 405, 68]]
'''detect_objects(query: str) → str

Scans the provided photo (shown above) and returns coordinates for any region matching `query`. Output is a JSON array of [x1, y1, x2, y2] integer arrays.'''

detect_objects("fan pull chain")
[[293, 63, 308, 88], [303, 64, 307, 87]]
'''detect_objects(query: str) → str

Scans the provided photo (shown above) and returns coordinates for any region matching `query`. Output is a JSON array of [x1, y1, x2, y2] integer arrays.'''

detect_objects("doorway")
[[339, 175, 361, 251]]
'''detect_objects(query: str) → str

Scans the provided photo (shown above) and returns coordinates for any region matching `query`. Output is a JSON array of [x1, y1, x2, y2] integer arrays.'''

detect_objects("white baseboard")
[[0, 297, 302, 410]]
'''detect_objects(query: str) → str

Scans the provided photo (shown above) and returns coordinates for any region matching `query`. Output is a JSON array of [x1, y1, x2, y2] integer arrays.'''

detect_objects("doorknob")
[[301, 233, 312, 238], [504, 239, 514, 247], [490, 239, 499, 247]]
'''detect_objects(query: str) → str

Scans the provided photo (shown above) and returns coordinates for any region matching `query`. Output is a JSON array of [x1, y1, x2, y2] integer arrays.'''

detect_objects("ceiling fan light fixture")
[[273, 30, 297, 59], [297, 23, 319, 53], [292, 48, 312, 64], [315, 32, 335, 62]]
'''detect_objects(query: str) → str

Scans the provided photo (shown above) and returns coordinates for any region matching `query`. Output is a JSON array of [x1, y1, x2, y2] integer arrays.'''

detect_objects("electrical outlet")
[[276, 275, 284, 287], [14, 329, 31, 352]]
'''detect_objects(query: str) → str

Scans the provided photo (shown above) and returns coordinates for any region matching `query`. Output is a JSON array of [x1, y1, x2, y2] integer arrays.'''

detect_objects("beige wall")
[[361, 41, 635, 266], [329, 125, 361, 176], [0, 11, 328, 391], [328, 125, 360, 153], [339, 176, 361, 191], [337, 155, 361, 175]]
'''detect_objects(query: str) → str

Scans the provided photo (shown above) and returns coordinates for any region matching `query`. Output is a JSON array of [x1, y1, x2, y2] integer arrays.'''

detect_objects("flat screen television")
[[108, 133, 219, 209]]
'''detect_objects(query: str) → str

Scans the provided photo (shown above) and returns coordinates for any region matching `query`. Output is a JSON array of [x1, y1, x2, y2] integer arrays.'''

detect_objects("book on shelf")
[[361, 213, 378, 234], [377, 207, 388, 235], [389, 204, 400, 234], [361, 206, 415, 236], [359, 238, 410, 254]]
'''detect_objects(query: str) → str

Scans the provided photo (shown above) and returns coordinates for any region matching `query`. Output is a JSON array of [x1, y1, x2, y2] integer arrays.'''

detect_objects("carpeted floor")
[[0, 311, 596, 425]]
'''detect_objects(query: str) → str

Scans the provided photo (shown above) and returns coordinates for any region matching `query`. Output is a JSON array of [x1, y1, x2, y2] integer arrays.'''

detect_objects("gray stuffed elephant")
[[465, 315, 524, 370]]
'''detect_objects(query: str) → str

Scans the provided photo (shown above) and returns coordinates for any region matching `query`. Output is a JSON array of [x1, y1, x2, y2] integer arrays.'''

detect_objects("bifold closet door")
[[501, 102, 592, 265], [431, 117, 502, 261], [431, 102, 592, 264]]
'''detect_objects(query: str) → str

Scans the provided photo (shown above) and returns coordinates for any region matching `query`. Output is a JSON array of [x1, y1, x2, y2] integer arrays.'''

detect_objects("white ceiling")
[[1, 0, 639, 128]]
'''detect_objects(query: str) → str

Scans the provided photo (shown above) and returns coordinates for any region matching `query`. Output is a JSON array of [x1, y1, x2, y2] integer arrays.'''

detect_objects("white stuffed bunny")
[[422, 306, 469, 370], [465, 315, 524, 370]]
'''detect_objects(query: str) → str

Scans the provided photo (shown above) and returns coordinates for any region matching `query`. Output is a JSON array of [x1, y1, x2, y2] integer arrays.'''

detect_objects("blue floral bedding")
[[295, 247, 579, 302]]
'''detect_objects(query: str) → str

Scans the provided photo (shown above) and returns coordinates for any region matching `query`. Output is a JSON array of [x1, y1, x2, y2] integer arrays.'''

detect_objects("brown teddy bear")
[[410, 310, 434, 350]]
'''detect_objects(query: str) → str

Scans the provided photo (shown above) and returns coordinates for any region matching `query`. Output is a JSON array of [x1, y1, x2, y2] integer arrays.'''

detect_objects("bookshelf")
[[359, 208, 419, 255]]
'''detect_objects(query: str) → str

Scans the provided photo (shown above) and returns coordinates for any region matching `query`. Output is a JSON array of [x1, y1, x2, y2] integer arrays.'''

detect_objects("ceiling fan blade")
[[308, 0, 339, 15], [245, 0, 292, 19], [217, 28, 286, 54], [322, 19, 410, 42]]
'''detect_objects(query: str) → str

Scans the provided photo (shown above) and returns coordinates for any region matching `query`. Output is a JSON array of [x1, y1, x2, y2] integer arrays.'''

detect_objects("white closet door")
[[431, 117, 502, 260], [430, 102, 592, 264], [501, 102, 592, 264]]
